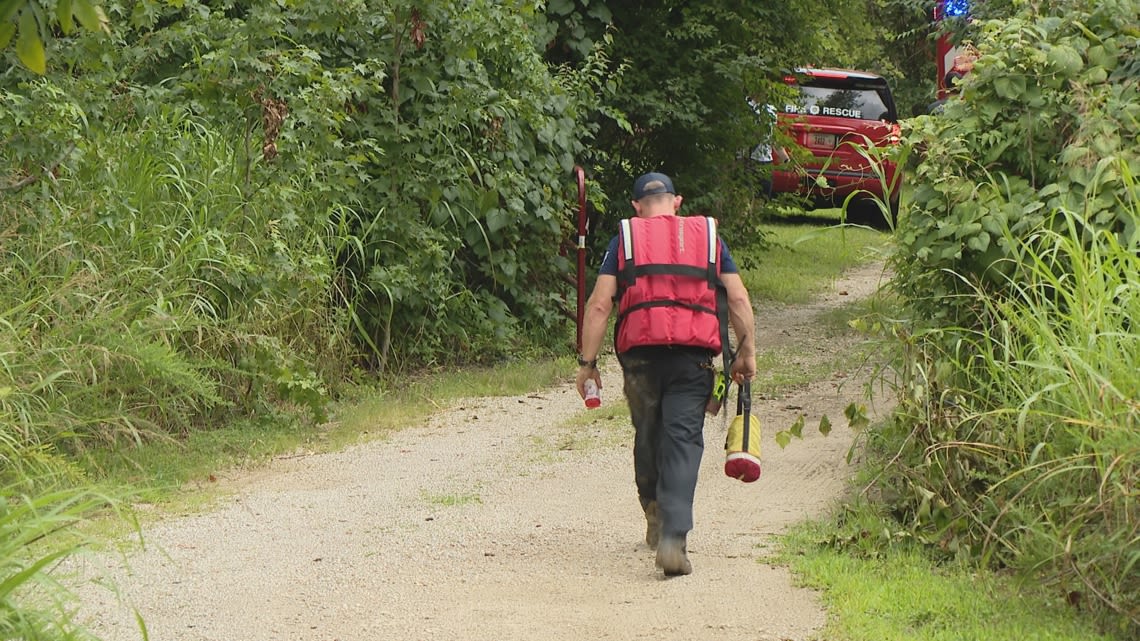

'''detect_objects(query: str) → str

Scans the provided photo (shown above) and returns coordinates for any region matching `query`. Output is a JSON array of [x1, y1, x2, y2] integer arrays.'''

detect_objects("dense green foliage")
[[2, 0, 611, 461], [780, 518, 1121, 641], [897, 0, 1138, 320], [4, 113, 342, 445], [872, 0, 1140, 635]]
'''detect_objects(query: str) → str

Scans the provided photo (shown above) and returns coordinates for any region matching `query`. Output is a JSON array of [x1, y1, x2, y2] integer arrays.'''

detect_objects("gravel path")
[[73, 261, 893, 641]]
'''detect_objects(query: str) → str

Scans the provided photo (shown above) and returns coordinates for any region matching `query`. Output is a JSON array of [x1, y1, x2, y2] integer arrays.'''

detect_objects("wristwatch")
[[577, 355, 597, 368]]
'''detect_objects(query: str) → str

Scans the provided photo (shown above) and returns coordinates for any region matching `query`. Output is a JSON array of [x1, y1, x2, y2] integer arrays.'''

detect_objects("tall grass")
[[1, 111, 349, 471], [973, 210, 1139, 631], [0, 480, 132, 641], [875, 196, 1139, 634], [1, 110, 351, 637]]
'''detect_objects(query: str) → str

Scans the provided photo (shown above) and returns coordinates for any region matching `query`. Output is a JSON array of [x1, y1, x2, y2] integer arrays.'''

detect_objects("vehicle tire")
[[846, 197, 894, 230]]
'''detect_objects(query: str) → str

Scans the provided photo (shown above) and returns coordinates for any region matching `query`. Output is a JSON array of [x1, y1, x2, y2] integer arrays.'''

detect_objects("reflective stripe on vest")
[[615, 215, 722, 353]]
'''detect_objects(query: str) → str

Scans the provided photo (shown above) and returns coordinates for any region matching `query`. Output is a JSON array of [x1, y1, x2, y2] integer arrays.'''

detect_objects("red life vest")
[[615, 215, 723, 353]]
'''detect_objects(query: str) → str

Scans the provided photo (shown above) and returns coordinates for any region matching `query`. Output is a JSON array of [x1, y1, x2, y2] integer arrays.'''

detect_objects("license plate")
[[809, 133, 837, 148]]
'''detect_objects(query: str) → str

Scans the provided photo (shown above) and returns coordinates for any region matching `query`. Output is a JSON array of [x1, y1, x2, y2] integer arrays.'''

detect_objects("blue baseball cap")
[[632, 172, 675, 200]]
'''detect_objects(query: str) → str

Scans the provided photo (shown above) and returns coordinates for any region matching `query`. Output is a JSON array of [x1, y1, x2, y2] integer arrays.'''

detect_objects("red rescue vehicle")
[[760, 68, 902, 226]]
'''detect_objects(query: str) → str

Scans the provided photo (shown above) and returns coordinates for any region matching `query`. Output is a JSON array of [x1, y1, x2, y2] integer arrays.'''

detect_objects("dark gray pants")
[[620, 346, 715, 539]]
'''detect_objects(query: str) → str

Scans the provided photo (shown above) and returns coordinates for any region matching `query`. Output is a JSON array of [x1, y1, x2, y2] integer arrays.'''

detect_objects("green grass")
[[328, 356, 571, 442], [872, 201, 1140, 636], [742, 213, 889, 304], [0, 481, 137, 641], [776, 518, 1123, 641], [77, 416, 320, 504]]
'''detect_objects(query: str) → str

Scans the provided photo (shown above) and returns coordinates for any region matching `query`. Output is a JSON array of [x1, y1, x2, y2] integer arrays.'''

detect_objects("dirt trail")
[[74, 262, 893, 641]]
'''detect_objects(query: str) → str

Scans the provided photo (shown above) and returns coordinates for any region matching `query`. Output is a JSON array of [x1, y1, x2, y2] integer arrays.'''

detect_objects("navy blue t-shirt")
[[598, 235, 739, 276]]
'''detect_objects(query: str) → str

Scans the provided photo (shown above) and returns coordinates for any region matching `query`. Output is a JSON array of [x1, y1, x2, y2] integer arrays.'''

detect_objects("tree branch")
[[0, 141, 77, 192]]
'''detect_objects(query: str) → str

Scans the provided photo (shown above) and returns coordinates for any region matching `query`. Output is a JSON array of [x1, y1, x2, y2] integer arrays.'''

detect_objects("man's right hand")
[[576, 365, 602, 399], [730, 353, 756, 384]]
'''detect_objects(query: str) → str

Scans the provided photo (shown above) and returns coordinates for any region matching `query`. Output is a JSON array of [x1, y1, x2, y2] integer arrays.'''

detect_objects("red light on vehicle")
[[807, 70, 848, 79]]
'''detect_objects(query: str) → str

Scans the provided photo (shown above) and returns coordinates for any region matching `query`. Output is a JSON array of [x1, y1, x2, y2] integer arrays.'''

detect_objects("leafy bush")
[[135, 0, 609, 370], [1, 0, 613, 459], [876, 204, 1138, 628], [895, 0, 1138, 327], [873, 1, 1140, 635]]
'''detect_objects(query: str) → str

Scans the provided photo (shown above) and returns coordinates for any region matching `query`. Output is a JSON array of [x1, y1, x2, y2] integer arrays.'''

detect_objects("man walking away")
[[574, 172, 757, 576]]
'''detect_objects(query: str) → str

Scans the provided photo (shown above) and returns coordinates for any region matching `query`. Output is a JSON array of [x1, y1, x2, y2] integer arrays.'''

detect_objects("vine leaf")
[[789, 414, 804, 439], [0, 22, 14, 49], [844, 402, 870, 430], [57, 0, 73, 34], [16, 8, 45, 74], [819, 414, 832, 437], [72, 0, 109, 34], [775, 430, 792, 450]]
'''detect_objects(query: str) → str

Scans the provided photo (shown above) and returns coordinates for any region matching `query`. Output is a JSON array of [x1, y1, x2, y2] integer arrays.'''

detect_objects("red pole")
[[574, 165, 587, 354]]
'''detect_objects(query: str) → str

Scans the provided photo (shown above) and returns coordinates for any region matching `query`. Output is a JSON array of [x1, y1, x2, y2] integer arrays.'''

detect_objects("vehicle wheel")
[[846, 197, 895, 229]]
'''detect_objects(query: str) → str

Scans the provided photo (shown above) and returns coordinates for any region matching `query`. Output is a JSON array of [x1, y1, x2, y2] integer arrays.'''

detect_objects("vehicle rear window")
[[782, 84, 894, 122]]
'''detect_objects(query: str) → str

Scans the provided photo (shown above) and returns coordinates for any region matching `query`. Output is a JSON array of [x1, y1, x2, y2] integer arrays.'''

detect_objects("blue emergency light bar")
[[944, 0, 970, 17]]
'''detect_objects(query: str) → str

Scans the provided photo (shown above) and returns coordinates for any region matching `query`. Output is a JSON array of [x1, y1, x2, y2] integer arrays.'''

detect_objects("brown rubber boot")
[[656, 535, 692, 576], [643, 501, 661, 550]]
